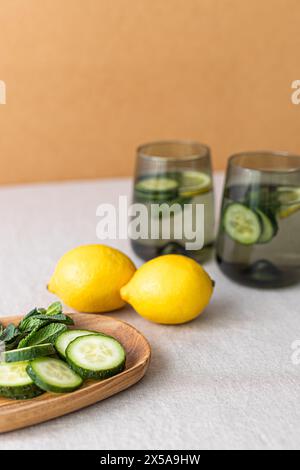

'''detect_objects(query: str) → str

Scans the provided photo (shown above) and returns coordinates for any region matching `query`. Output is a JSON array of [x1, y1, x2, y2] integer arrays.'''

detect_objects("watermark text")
[[96, 196, 205, 250], [0, 81, 6, 104], [291, 80, 300, 105]]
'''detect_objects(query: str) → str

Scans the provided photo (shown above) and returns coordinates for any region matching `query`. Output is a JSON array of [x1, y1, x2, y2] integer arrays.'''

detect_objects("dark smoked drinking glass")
[[130, 140, 215, 262], [216, 152, 300, 287]]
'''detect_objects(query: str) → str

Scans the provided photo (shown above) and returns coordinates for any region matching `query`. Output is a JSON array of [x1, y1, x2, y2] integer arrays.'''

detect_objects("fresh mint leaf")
[[21, 308, 39, 321], [19, 303, 63, 331], [13, 303, 72, 349], [37, 308, 47, 315], [18, 307, 47, 329], [33, 313, 74, 325], [46, 302, 63, 316], [18, 316, 47, 333], [17, 326, 42, 348], [23, 323, 67, 346], [0, 324, 19, 342], [18, 308, 39, 330], [5, 331, 28, 350], [0, 323, 25, 350]]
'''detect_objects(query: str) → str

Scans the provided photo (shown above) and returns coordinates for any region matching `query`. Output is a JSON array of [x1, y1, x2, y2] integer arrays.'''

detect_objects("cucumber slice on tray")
[[0, 361, 44, 400], [27, 357, 83, 393], [223, 203, 262, 245], [0, 300, 128, 400], [1, 343, 55, 363], [55, 329, 99, 358], [66, 334, 126, 380]]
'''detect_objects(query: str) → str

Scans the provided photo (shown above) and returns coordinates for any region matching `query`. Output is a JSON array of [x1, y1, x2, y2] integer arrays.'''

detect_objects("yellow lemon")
[[120, 254, 214, 324], [48, 245, 136, 313]]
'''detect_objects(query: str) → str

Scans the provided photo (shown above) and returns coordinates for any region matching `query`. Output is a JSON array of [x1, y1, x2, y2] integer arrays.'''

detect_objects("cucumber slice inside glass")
[[1, 343, 55, 363], [179, 171, 212, 197], [246, 185, 279, 212], [135, 176, 178, 194], [255, 209, 278, 244], [0, 361, 43, 400], [55, 329, 99, 358], [66, 334, 126, 380], [27, 357, 83, 393], [223, 203, 262, 245]]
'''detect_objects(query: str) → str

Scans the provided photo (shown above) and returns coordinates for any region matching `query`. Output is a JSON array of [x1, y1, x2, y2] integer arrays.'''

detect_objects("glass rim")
[[228, 150, 300, 174], [137, 140, 210, 162]]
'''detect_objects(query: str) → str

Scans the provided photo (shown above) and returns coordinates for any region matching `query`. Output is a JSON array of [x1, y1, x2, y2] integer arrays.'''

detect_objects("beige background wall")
[[0, 0, 300, 184]]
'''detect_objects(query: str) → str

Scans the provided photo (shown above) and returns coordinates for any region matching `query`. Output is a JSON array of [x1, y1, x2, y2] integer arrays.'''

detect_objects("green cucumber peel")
[[2, 343, 55, 363]]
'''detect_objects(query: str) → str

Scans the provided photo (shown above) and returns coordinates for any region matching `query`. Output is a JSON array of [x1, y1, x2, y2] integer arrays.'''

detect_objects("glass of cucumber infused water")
[[216, 152, 300, 287], [130, 140, 215, 262]]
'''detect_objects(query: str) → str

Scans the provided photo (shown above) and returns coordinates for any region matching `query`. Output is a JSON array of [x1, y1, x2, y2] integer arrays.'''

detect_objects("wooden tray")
[[0, 313, 151, 433]]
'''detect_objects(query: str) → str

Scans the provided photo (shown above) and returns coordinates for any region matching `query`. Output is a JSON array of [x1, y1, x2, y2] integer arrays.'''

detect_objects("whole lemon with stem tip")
[[121, 254, 214, 324], [48, 245, 136, 313]]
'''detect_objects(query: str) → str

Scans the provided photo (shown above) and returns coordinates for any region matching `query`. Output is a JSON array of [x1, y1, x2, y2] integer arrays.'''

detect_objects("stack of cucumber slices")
[[0, 303, 126, 400], [223, 203, 278, 245], [223, 186, 300, 245]]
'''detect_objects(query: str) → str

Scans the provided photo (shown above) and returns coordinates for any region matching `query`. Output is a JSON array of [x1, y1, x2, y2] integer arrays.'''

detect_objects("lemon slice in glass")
[[278, 187, 300, 205], [278, 203, 300, 219], [179, 171, 212, 197], [277, 187, 300, 218]]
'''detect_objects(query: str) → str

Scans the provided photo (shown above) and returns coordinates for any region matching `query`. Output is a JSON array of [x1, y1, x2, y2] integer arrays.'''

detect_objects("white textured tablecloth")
[[0, 173, 299, 450]]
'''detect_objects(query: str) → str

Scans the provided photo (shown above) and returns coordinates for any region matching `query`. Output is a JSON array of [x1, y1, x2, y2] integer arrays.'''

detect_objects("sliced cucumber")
[[66, 334, 126, 380], [1, 343, 55, 363], [55, 329, 99, 358], [0, 361, 43, 400], [136, 176, 178, 193], [246, 185, 279, 213], [179, 171, 212, 197], [256, 209, 278, 244], [223, 203, 262, 245], [135, 176, 179, 201], [27, 357, 83, 393]]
